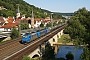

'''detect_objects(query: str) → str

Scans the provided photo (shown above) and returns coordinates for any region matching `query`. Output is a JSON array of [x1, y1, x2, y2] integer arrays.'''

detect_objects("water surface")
[[55, 46, 83, 60]]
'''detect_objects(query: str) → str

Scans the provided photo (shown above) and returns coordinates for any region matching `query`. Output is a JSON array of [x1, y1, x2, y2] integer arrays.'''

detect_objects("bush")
[[22, 56, 30, 60], [66, 51, 74, 60], [10, 27, 19, 39], [40, 23, 44, 27]]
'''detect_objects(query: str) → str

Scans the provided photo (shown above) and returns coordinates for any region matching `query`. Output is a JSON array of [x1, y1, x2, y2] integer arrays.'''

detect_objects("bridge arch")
[[57, 35, 59, 38], [53, 38, 55, 42], [32, 54, 39, 58]]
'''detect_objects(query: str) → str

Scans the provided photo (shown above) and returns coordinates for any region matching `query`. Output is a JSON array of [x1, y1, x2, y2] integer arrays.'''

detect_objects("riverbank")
[[58, 34, 72, 43], [54, 43, 74, 46]]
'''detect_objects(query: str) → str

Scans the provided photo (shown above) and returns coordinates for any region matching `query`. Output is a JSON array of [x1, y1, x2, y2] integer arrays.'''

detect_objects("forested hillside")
[[0, 0, 63, 19], [54, 12, 74, 16]]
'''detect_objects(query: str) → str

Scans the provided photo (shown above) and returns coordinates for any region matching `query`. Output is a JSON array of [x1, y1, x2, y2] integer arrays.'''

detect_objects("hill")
[[0, 0, 50, 18], [53, 12, 74, 16], [0, 0, 63, 19]]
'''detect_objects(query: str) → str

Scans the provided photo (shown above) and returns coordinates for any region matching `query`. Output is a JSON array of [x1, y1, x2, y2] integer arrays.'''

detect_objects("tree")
[[53, 22, 57, 26], [40, 23, 44, 27], [42, 42, 55, 60], [64, 7, 90, 60], [0, 0, 63, 19], [80, 46, 90, 60], [65, 19, 86, 45], [20, 23, 29, 30], [46, 23, 51, 27], [22, 56, 30, 60], [65, 51, 74, 60], [10, 27, 19, 39]]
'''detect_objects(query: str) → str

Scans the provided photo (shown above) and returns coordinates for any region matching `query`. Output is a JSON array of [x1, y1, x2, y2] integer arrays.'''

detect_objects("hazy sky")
[[24, 0, 90, 13]]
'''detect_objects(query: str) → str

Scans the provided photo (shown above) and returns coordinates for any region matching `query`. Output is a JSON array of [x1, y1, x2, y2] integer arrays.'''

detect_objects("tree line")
[[64, 7, 90, 60], [0, 0, 63, 19]]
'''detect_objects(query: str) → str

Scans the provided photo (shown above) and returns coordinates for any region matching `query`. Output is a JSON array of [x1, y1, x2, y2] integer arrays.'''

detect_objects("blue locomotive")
[[21, 28, 50, 43]]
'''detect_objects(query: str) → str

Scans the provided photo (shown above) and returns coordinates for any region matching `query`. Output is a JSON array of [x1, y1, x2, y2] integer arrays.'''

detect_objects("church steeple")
[[16, 5, 20, 18], [31, 9, 34, 28], [17, 5, 20, 13]]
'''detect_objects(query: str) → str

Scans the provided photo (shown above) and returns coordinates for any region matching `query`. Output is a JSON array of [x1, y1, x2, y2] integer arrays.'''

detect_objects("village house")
[[0, 6, 7, 10], [0, 5, 61, 32], [0, 17, 18, 31]]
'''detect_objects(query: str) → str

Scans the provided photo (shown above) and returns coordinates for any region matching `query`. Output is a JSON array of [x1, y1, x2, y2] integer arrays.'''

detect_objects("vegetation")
[[54, 12, 74, 16], [64, 7, 90, 60], [80, 46, 90, 60], [53, 22, 58, 26], [0, 40, 10, 44], [58, 34, 71, 43], [40, 23, 44, 27], [42, 42, 55, 60], [23, 56, 31, 60], [46, 23, 52, 27], [20, 23, 29, 30], [0, 0, 65, 19], [10, 27, 19, 39], [66, 51, 74, 60], [22, 56, 38, 60]]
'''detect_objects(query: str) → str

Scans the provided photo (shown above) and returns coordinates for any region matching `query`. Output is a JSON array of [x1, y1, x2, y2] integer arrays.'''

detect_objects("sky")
[[24, 0, 90, 13]]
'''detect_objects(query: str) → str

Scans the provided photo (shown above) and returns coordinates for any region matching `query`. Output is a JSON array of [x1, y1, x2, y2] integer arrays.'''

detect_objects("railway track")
[[0, 24, 67, 60], [0, 38, 21, 51], [0, 37, 26, 60]]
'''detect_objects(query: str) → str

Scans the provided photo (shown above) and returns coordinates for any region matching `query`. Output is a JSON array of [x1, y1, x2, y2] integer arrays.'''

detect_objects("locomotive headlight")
[[23, 36, 27, 38], [25, 36, 27, 38]]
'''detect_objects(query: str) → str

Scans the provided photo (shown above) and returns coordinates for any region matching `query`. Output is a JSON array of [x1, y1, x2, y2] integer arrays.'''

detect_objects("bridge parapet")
[[28, 29, 64, 58]]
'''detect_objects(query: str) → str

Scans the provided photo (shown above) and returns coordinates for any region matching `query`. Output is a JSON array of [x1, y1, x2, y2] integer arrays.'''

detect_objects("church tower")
[[16, 5, 20, 18], [31, 9, 34, 28]]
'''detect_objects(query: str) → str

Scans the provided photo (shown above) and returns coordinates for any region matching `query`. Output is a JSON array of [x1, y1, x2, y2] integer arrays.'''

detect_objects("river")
[[55, 46, 83, 60]]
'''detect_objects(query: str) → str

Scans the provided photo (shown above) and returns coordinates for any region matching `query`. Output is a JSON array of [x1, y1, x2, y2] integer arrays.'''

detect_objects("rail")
[[3, 24, 67, 60]]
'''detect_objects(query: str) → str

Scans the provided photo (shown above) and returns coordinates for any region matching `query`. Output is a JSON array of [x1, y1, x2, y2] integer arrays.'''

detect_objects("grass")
[[0, 40, 10, 44], [58, 34, 72, 43]]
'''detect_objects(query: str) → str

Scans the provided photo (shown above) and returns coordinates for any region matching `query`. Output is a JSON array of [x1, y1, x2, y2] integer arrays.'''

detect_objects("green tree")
[[64, 7, 90, 60], [53, 22, 57, 26], [0, 0, 64, 19], [40, 23, 44, 27], [20, 23, 29, 30], [10, 27, 19, 39], [65, 19, 86, 45], [80, 47, 90, 60], [65, 51, 74, 60], [22, 56, 30, 60], [46, 23, 51, 27], [42, 42, 55, 60]]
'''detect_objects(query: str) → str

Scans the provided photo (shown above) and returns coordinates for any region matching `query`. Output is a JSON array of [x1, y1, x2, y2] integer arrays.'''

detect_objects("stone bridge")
[[28, 29, 64, 58]]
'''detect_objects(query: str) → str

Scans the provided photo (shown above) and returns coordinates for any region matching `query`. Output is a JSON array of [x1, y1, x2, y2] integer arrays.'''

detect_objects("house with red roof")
[[0, 17, 19, 31], [0, 6, 7, 10], [34, 18, 42, 27]]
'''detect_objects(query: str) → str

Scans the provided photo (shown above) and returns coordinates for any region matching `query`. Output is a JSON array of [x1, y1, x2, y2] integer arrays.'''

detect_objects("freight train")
[[21, 28, 50, 43]]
